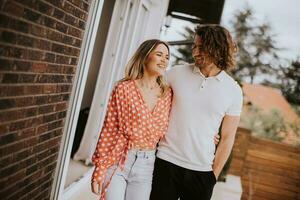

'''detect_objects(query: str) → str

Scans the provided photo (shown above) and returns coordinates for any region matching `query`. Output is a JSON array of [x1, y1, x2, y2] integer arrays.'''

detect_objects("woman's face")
[[144, 44, 169, 77]]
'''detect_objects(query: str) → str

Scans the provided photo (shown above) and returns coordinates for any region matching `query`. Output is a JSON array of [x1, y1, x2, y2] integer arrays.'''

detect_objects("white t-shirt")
[[157, 64, 243, 171]]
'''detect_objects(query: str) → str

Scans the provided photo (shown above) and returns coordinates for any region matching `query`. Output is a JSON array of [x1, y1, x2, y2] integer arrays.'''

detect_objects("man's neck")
[[198, 63, 221, 77]]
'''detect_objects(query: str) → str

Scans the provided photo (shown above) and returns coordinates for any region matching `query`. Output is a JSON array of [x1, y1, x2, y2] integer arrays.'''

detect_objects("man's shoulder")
[[167, 63, 194, 74], [222, 72, 242, 94]]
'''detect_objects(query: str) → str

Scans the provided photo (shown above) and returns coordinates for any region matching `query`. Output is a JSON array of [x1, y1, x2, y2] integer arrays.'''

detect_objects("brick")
[[74, 7, 87, 20], [0, 132, 16, 145], [42, 16, 56, 29], [1, 73, 19, 83], [70, 57, 78, 65], [43, 84, 57, 93], [33, 39, 51, 51], [0, 45, 25, 59], [43, 52, 55, 63], [0, 30, 17, 44], [9, 120, 27, 132], [3, 1, 24, 17], [15, 96, 35, 107], [0, 124, 8, 134], [63, 66, 76, 74], [9, 18, 30, 33], [44, 0, 64, 9], [56, 21, 68, 33], [67, 26, 82, 38], [31, 25, 47, 37], [47, 120, 63, 131], [13, 60, 32, 71], [42, 112, 57, 123], [38, 104, 54, 114], [23, 8, 42, 23], [0, 13, 10, 28], [57, 111, 66, 119], [64, 14, 78, 27], [36, 1, 54, 15], [0, 58, 12, 71], [0, 98, 15, 109], [3, 170, 26, 188], [51, 43, 66, 54], [26, 165, 38, 175], [79, 20, 86, 29], [17, 34, 35, 47], [18, 74, 37, 83], [53, 8, 65, 20], [62, 93, 70, 101], [55, 55, 71, 64], [31, 62, 48, 73]]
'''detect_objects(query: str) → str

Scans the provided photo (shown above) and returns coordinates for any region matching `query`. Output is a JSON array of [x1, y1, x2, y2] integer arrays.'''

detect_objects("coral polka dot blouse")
[[91, 80, 172, 186]]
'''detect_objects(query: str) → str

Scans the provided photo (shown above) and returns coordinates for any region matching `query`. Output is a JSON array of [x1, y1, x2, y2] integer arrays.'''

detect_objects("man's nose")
[[193, 48, 199, 55]]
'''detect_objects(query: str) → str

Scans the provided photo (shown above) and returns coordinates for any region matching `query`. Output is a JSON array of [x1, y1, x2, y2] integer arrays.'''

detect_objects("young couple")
[[91, 24, 243, 200]]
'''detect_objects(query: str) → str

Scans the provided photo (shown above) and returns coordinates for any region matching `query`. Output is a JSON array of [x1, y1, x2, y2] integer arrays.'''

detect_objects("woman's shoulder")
[[114, 79, 133, 90], [162, 86, 173, 100]]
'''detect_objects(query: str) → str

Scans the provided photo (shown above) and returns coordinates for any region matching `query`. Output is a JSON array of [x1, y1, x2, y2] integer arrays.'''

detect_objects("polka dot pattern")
[[91, 80, 172, 195]]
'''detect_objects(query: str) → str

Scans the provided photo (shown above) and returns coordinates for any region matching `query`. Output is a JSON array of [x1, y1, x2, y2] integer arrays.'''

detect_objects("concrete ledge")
[[211, 175, 242, 200]]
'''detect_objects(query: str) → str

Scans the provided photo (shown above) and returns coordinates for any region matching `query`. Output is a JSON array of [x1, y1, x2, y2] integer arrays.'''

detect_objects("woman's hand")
[[214, 134, 220, 145], [91, 181, 103, 195]]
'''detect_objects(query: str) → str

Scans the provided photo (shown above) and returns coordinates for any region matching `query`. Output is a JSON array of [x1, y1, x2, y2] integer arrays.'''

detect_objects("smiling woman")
[[90, 39, 173, 200]]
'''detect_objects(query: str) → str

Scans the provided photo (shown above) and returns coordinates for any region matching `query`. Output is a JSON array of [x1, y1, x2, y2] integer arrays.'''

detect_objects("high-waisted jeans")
[[104, 149, 156, 200]]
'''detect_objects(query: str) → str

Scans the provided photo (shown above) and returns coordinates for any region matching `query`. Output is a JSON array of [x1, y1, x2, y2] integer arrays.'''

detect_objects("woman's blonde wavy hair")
[[120, 39, 170, 96]]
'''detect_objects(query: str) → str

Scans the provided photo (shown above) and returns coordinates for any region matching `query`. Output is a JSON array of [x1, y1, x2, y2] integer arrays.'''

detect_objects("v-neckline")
[[132, 80, 161, 114]]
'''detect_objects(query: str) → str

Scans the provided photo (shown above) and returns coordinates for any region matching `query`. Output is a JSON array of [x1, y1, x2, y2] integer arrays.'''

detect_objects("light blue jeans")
[[104, 149, 156, 200]]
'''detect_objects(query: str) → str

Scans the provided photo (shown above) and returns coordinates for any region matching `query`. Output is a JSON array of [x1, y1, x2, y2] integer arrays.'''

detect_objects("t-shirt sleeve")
[[225, 85, 243, 116]]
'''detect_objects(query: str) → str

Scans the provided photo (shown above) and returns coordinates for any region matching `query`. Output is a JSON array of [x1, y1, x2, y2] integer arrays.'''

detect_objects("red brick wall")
[[0, 1, 91, 199]]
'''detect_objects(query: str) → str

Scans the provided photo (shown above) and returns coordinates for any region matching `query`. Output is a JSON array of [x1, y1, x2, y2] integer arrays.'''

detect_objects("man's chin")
[[195, 62, 205, 68]]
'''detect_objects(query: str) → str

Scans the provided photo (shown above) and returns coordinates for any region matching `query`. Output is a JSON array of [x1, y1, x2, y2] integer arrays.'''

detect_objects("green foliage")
[[279, 60, 300, 105], [241, 106, 300, 142], [173, 26, 195, 64]]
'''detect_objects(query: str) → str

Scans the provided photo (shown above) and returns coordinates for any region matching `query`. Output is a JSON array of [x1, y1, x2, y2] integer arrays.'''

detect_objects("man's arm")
[[212, 115, 240, 178]]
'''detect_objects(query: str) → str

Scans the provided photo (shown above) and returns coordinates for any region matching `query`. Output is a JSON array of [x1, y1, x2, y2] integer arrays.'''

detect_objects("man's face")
[[192, 35, 211, 68]]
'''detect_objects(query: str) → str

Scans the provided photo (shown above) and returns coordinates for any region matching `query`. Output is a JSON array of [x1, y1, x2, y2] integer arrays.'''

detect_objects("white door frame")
[[74, 0, 154, 165], [50, 1, 105, 199]]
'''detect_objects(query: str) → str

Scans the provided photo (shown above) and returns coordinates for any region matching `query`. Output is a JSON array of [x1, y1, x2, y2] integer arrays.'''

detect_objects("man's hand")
[[214, 134, 220, 145], [213, 170, 219, 180], [91, 181, 102, 195]]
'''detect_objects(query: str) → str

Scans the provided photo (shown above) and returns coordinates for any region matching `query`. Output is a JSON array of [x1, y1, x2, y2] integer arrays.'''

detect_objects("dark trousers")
[[150, 158, 216, 200]]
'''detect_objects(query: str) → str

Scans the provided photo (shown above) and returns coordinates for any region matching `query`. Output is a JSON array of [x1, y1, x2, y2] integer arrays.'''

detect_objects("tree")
[[279, 59, 300, 105], [173, 26, 194, 64], [230, 7, 280, 84], [174, 7, 280, 84]]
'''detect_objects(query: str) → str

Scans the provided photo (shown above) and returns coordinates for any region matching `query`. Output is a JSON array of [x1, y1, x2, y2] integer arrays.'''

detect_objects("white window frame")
[[50, 1, 105, 199]]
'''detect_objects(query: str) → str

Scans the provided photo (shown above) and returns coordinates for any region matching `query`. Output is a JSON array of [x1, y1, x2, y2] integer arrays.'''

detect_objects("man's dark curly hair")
[[194, 24, 237, 71]]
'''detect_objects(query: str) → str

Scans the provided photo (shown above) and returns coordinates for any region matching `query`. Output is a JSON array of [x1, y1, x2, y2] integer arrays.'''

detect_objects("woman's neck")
[[139, 73, 158, 89]]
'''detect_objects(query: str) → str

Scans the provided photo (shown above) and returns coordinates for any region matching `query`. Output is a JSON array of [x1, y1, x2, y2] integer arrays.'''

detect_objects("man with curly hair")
[[150, 24, 243, 200]]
